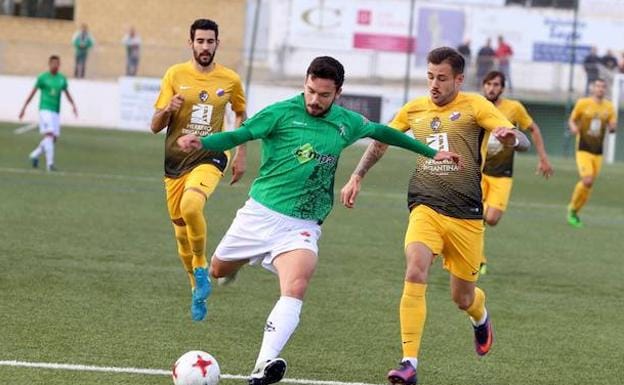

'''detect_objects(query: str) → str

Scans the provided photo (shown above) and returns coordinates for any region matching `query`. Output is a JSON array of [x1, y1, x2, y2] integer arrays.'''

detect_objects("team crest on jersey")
[[430, 117, 442, 132], [337, 124, 346, 137], [449, 111, 461, 121], [199, 90, 209, 102]]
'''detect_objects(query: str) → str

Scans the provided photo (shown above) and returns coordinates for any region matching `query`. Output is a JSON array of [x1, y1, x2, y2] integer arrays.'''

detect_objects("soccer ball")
[[172, 350, 220, 385], [486, 133, 504, 156]]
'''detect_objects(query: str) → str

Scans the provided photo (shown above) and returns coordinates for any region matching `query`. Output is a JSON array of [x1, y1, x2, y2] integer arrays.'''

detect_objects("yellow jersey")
[[570, 97, 615, 155], [390, 92, 512, 219], [483, 98, 533, 177], [155, 61, 246, 177]]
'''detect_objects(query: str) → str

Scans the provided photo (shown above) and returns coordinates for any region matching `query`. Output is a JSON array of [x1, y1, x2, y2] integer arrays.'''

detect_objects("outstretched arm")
[[19, 87, 38, 119], [492, 127, 530, 152], [341, 124, 461, 208], [368, 124, 461, 163], [177, 125, 254, 153]]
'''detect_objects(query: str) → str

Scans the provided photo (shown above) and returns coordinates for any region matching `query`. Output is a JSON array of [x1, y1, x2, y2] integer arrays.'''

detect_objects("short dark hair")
[[306, 56, 345, 89], [427, 47, 465, 75], [190, 19, 219, 41], [49, 55, 60, 62], [593, 78, 606, 85], [482, 70, 506, 88]]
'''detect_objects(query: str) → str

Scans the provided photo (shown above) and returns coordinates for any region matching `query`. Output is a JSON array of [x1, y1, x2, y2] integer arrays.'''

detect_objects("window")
[[0, 0, 74, 20], [505, 0, 577, 9]]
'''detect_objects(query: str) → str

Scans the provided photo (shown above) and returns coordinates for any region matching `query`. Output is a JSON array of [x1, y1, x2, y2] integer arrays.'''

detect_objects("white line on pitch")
[[0, 360, 380, 385], [13, 123, 38, 134]]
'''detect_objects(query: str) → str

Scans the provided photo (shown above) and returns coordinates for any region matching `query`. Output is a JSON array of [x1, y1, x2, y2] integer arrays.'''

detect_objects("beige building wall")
[[0, 0, 247, 79]]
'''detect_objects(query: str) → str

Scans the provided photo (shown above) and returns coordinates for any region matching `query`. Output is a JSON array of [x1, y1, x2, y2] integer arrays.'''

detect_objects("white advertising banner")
[[287, 0, 355, 50], [287, 0, 414, 53], [469, 7, 624, 63], [118, 77, 161, 131]]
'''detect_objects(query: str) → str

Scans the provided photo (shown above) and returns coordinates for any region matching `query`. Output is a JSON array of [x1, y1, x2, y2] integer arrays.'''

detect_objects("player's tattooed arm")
[[353, 140, 389, 178], [341, 140, 389, 208]]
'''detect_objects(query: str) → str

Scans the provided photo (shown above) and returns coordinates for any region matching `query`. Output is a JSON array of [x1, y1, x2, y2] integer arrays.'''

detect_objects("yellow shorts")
[[405, 204, 484, 282], [164, 164, 223, 220], [576, 150, 603, 178], [481, 175, 513, 212]]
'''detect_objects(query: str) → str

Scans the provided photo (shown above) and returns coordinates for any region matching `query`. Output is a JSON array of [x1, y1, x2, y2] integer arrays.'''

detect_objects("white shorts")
[[214, 198, 322, 274], [39, 110, 61, 137]]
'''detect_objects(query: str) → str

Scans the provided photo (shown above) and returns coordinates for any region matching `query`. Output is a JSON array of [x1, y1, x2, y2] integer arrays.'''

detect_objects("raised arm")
[[151, 94, 184, 133]]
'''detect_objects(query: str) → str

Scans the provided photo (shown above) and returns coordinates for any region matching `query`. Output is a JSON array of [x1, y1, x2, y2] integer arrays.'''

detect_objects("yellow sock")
[[173, 224, 195, 288], [569, 181, 591, 212], [180, 190, 208, 269], [466, 287, 486, 323], [400, 282, 427, 358]]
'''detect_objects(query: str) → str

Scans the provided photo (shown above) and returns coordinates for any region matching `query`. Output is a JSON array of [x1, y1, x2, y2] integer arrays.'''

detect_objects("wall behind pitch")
[[0, 0, 246, 79]]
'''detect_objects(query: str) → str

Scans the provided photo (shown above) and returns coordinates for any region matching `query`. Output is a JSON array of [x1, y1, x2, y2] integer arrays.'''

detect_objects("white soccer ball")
[[172, 350, 221, 385], [486, 133, 504, 156]]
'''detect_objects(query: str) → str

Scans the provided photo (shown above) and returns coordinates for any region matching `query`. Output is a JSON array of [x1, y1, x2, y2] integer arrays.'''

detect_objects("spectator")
[[72, 23, 94, 78], [457, 38, 472, 87], [457, 38, 471, 63], [601, 49, 618, 71], [122, 26, 141, 76], [619, 52, 624, 74], [476, 38, 495, 88], [583, 47, 601, 95], [495, 35, 513, 91]]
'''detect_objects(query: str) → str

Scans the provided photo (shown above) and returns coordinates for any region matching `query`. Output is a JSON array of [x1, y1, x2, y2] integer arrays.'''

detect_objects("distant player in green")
[[19, 55, 78, 171], [177, 56, 461, 385]]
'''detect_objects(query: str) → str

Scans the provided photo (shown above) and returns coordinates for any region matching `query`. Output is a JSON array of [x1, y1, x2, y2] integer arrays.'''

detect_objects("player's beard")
[[485, 90, 501, 103], [306, 100, 333, 117], [194, 48, 216, 68]]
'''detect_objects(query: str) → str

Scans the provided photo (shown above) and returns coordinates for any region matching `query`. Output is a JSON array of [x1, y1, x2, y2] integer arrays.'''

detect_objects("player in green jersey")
[[177, 56, 461, 385], [19, 55, 78, 171]]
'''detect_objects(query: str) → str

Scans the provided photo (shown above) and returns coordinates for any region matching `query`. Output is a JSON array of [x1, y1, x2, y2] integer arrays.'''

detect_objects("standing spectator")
[[495, 35, 513, 91], [583, 47, 601, 95], [601, 49, 618, 71], [619, 52, 624, 73], [476, 38, 495, 88], [72, 23, 94, 78], [122, 26, 141, 76], [457, 38, 472, 87], [457, 38, 471, 63]]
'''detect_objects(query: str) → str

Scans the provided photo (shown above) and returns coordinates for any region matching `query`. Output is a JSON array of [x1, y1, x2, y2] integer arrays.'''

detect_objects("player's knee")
[[582, 176, 594, 188], [404, 264, 428, 283], [209, 263, 225, 278], [180, 191, 205, 220], [282, 277, 310, 299], [452, 291, 474, 310]]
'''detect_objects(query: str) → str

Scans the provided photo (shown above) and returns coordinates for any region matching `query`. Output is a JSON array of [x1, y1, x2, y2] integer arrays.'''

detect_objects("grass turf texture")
[[1, 123, 623, 385]]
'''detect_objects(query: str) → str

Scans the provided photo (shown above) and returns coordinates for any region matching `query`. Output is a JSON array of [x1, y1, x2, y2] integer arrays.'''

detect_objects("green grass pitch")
[[1, 122, 623, 385]]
